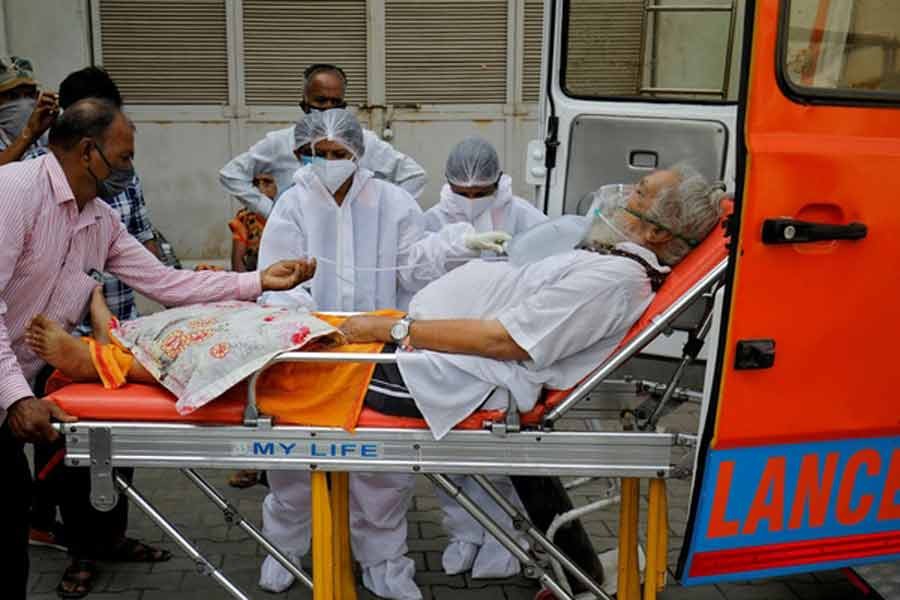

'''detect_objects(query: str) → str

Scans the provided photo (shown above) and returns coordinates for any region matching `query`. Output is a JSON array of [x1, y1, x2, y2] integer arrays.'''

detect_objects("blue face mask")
[[300, 155, 321, 167]]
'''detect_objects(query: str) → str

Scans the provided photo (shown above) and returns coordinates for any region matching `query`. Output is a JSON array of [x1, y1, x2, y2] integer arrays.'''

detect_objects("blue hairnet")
[[445, 136, 501, 187], [293, 108, 365, 159]]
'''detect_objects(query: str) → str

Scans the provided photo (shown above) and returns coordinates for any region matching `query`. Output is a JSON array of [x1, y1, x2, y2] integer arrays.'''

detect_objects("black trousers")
[[30, 366, 57, 531], [31, 366, 132, 559], [60, 463, 134, 558], [0, 423, 32, 600], [362, 347, 422, 418], [32, 436, 134, 558]]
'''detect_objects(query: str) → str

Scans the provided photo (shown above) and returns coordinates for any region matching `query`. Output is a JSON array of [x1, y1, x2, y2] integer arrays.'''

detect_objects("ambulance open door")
[[530, 0, 743, 358], [677, 0, 900, 584]]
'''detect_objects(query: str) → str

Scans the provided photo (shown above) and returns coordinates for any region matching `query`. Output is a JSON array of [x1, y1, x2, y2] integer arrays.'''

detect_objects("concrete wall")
[[2, 0, 91, 89]]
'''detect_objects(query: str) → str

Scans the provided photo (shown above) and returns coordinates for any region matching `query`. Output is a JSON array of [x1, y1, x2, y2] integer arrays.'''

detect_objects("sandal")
[[56, 559, 97, 599], [228, 469, 261, 489], [102, 537, 172, 562]]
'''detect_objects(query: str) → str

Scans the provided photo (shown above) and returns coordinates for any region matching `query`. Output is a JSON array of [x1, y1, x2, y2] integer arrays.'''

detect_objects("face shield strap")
[[620, 206, 700, 247]]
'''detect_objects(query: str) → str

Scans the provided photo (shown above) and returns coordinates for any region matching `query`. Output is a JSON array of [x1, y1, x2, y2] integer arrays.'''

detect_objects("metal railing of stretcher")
[[54, 230, 730, 599]]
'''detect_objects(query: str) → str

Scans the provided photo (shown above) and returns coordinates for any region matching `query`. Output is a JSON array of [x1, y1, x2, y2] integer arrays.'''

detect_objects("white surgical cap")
[[445, 136, 501, 187], [293, 108, 365, 159]]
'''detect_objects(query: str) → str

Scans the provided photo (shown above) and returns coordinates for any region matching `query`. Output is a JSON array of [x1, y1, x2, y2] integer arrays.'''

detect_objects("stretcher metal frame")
[[58, 258, 727, 600]]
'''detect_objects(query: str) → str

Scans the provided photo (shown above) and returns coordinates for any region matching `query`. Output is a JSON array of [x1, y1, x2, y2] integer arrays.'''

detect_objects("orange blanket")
[[220, 310, 402, 431]]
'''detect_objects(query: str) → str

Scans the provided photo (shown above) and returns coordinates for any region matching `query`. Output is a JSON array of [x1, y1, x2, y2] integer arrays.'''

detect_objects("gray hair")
[[647, 163, 726, 265]]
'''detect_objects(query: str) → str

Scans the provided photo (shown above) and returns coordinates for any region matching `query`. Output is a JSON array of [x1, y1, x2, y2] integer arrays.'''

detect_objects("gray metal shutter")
[[386, 0, 508, 104], [564, 0, 644, 96], [99, 0, 228, 105], [242, 0, 367, 106], [522, 0, 543, 102]]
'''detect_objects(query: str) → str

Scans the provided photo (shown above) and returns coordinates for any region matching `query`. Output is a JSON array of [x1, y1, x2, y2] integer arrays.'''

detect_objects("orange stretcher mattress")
[[46, 380, 548, 430], [46, 201, 731, 430]]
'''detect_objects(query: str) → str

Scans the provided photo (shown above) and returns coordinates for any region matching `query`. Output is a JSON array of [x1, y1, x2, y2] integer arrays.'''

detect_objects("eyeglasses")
[[448, 175, 502, 199], [299, 99, 348, 111], [297, 145, 354, 161]]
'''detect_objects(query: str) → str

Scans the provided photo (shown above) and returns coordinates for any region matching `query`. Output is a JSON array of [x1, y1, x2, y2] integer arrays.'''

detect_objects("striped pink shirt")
[[0, 153, 261, 420]]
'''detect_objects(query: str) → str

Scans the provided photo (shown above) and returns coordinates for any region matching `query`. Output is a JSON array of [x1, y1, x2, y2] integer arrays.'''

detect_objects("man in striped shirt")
[[0, 97, 313, 599]]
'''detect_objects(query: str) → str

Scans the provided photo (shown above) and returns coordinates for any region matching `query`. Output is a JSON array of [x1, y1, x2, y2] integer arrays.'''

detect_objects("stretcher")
[[47, 209, 730, 600]]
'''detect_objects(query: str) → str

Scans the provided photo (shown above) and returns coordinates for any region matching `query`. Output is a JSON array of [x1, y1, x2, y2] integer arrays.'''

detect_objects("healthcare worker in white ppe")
[[256, 108, 469, 600], [219, 64, 426, 217], [416, 136, 548, 579], [255, 108, 418, 597], [425, 136, 547, 240]]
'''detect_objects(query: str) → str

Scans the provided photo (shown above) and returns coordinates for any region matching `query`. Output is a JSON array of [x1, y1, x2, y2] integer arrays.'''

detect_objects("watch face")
[[390, 322, 406, 341]]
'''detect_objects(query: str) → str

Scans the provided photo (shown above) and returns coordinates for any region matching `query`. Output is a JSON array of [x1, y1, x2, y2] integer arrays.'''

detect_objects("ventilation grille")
[[99, 0, 229, 105], [386, 1, 508, 104], [243, 0, 367, 106]]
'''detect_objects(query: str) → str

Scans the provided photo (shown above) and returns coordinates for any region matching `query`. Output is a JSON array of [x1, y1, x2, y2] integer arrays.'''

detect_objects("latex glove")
[[463, 231, 512, 253]]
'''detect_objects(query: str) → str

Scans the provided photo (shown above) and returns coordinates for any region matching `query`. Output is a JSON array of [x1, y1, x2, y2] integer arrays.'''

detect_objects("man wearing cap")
[[219, 63, 426, 217], [0, 56, 59, 165]]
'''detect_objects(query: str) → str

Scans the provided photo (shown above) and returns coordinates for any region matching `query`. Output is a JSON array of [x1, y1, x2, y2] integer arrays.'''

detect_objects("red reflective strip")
[[841, 568, 874, 596], [37, 448, 65, 481], [690, 531, 900, 577]]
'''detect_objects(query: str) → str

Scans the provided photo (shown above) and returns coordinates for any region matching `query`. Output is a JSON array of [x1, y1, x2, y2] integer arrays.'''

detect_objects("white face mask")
[[310, 158, 357, 195], [448, 191, 496, 221]]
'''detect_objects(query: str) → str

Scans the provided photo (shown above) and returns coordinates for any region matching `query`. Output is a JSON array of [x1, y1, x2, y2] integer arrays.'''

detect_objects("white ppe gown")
[[419, 174, 547, 577], [219, 125, 427, 218], [258, 166, 434, 311], [256, 167, 427, 599], [423, 174, 547, 237], [405, 174, 549, 282]]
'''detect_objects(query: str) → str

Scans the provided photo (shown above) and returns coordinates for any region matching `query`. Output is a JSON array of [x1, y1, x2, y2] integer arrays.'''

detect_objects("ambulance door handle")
[[761, 218, 867, 245]]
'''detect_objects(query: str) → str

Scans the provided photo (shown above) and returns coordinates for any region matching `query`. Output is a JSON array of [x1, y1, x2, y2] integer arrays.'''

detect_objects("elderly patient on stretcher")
[[28, 164, 724, 597]]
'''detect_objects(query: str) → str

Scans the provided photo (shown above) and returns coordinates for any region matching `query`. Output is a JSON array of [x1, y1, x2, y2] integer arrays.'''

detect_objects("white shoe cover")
[[442, 540, 479, 575], [471, 538, 521, 579], [259, 554, 299, 593], [597, 544, 647, 597], [361, 556, 422, 600]]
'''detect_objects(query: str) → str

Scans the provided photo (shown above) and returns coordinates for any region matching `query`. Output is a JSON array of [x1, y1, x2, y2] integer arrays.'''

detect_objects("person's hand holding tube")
[[259, 258, 317, 291]]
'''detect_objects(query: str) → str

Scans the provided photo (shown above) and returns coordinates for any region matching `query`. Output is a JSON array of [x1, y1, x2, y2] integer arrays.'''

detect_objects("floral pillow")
[[112, 301, 338, 414]]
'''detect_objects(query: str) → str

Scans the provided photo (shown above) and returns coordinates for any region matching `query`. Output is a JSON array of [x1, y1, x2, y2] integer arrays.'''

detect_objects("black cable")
[[541, 0, 560, 213]]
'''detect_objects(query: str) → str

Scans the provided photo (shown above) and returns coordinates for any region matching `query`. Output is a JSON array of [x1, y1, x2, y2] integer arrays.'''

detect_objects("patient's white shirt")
[[397, 242, 661, 438]]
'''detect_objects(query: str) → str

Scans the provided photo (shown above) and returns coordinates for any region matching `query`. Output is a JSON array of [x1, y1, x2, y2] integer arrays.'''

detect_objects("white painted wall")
[[2, 0, 91, 89]]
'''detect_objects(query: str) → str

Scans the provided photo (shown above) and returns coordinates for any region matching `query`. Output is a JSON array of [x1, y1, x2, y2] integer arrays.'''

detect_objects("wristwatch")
[[390, 316, 414, 346]]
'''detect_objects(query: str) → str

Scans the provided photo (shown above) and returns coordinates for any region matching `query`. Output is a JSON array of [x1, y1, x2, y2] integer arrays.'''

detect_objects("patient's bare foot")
[[89, 286, 115, 344], [26, 315, 98, 381]]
